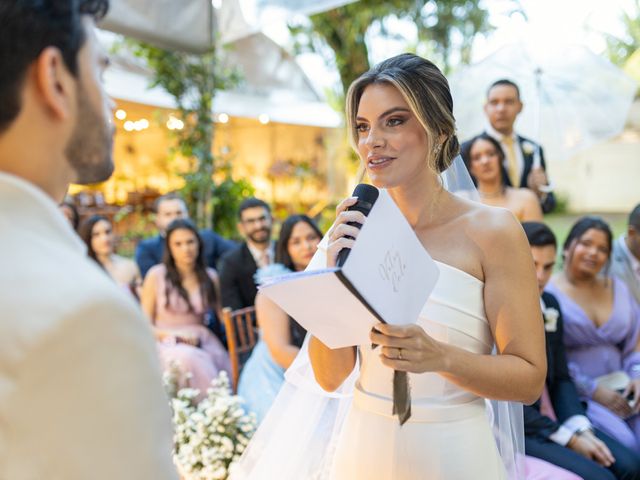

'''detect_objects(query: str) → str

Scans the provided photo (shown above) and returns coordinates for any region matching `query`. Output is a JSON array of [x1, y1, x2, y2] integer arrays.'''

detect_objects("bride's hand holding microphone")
[[326, 196, 367, 267], [328, 193, 446, 375]]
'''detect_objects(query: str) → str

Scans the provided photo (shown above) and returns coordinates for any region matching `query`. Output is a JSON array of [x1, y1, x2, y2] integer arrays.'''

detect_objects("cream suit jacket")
[[0, 172, 178, 480]]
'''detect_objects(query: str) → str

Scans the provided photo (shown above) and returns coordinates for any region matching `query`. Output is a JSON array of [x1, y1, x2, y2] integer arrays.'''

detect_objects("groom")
[[0, 2, 176, 479], [522, 222, 640, 480]]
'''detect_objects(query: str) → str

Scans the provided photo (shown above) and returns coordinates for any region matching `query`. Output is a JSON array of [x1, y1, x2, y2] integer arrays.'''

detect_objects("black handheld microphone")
[[336, 183, 379, 267]]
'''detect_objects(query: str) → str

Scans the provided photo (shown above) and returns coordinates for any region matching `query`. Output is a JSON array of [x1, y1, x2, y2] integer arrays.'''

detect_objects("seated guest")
[[79, 215, 141, 292], [135, 193, 236, 278], [612, 203, 640, 304], [237, 215, 321, 422], [547, 216, 640, 454], [461, 133, 543, 222], [523, 221, 640, 480], [59, 200, 80, 231], [141, 219, 231, 396], [219, 197, 274, 310]]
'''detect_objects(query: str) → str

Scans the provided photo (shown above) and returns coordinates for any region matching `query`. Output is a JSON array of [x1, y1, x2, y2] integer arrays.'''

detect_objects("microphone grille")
[[352, 183, 379, 206]]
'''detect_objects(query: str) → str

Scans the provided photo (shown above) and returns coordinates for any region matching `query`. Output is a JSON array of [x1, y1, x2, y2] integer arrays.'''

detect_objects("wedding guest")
[[219, 197, 275, 310], [141, 218, 231, 396], [135, 192, 236, 278], [79, 214, 141, 291], [547, 216, 640, 454], [237, 214, 321, 422], [461, 79, 555, 213], [461, 133, 543, 222], [0, 1, 177, 478], [523, 222, 640, 480], [59, 200, 80, 230], [612, 203, 640, 304]]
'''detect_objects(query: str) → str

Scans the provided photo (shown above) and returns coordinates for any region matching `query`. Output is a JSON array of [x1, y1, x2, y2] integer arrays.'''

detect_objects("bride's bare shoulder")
[[456, 198, 527, 251]]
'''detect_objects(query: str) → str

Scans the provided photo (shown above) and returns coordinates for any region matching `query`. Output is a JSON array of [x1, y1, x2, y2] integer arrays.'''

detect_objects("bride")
[[232, 53, 546, 479]]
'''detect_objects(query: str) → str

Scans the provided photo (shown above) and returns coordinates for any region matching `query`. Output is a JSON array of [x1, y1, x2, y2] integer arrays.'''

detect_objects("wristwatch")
[[575, 425, 591, 436]]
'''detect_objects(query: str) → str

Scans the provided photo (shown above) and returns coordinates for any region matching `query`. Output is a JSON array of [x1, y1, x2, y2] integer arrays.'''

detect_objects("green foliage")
[[289, 0, 499, 103], [604, 0, 640, 67], [122, 39, 247, 231], [181, 155, 256, 240]]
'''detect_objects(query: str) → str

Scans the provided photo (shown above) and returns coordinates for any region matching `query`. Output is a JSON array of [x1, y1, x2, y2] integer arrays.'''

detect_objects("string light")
[[123, 119, 149, 132], [166, 115, 185, 130]]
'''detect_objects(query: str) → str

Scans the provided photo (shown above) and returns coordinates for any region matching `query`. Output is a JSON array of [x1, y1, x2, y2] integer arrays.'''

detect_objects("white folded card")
[[259, 189, 440, 349]]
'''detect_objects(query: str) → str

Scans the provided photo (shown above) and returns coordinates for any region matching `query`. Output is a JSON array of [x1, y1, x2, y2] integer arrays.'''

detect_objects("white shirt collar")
[[486, 122, 517, 142], [247, 241, 274, 266]]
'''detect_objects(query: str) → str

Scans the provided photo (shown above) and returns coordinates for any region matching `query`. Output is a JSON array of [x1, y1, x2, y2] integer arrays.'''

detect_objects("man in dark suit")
[[218, 197, 274, 310], [135, 193, 236, 278], [522, 222, 640, 480], [462, 79, 556, 213]]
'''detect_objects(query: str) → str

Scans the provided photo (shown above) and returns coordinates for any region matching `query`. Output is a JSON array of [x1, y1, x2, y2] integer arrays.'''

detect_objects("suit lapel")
[[242, 243, 258, 273], [518, 136, 533, 188]]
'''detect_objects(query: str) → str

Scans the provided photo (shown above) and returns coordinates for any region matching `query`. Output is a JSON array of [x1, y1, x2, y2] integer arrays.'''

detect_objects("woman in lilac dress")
[[547, 216, 640, 453], [141, 219, 231, 396]]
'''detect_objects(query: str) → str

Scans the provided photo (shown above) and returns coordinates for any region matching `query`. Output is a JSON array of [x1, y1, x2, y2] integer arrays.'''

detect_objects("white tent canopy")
[[100, 0, 357, 52], [101, 31, 341, 127]]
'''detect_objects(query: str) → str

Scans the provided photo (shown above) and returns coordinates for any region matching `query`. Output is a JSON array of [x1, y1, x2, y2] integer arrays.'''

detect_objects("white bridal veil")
[[230, 155, 525, 480]]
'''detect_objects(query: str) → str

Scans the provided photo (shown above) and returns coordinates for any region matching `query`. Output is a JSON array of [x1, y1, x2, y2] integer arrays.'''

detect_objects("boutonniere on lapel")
[[521, 141, 535, 155], [543, 307, 559, 332]]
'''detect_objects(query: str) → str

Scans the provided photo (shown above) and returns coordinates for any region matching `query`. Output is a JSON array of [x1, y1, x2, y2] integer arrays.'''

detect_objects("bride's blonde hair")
[[345, 53, 459, 175]]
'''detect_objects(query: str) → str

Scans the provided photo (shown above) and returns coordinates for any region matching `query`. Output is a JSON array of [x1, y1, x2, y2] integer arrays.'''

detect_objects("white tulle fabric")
[[230, 156, 524, 479]]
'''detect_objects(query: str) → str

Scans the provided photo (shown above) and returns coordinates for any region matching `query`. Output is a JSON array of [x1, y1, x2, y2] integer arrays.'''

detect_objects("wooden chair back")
[[222, 306, 258, 392]]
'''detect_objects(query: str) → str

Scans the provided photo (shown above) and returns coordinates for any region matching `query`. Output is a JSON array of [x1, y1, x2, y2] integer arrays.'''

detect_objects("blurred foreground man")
[[0, 2, 177, 479]]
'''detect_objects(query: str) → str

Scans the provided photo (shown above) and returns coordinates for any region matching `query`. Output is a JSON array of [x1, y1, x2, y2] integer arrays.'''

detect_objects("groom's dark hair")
[[0, 0, 109, 133], [522, 222, 557, 249]]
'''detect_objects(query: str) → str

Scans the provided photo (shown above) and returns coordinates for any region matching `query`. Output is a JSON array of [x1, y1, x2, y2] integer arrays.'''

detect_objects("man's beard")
[[248, 228, 271, 245], [65, 83, 114, 184]]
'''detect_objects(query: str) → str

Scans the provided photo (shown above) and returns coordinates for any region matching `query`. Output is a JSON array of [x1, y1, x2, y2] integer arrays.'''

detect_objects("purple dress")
[[546, 277, 640, 453]]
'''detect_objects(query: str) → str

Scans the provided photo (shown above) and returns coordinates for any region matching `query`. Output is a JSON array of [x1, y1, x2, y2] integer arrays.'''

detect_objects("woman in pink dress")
[[141, 218, 231, 396]]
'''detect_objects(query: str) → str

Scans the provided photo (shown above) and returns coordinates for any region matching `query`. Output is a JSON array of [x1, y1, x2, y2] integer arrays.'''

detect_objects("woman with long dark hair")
[[141, 218, 230, 395], [547, 216, 640, 453], [237, 214, 322, 422], [79, 214, 141, 289], [461, 133, 542, 222]]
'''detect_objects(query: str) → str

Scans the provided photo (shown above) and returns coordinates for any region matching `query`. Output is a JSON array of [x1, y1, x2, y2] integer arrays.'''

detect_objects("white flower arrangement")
[[171, 371, 257, 480], [521, 141, 536, 155], [543, 307, 559, 332]]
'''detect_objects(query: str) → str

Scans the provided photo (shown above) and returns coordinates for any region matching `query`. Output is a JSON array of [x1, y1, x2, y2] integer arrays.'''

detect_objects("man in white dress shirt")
[[0, 2, 177, 479], [612, 203, 640, 304]]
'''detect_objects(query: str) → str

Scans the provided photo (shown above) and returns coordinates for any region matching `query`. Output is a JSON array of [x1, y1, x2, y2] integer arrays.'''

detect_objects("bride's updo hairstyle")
[[346, 53, 459, 174]]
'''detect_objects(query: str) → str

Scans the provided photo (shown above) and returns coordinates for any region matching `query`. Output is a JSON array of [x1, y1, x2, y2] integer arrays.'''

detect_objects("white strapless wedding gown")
[[330, 261, 507, 479]]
